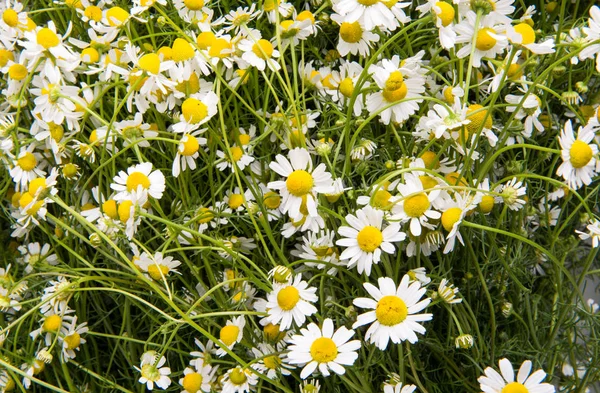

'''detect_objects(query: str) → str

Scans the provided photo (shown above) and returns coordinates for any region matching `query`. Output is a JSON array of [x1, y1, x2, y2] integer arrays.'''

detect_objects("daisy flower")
[[478, 358, 555, 393], [505, 93, 544, 138], [367, 55, 426, 125], [556, 121, 598, 189], [9, 146, 46, 191], [506, 22, 555, 54], [216, 144, 255, 172], [327, 60, 368, 116], [18, 242, 58, 274], [59, 316, 89, 362], [391, 173, 442, 237], [113, 113, 158, 147], [286, 318, 361, 379], [111, 162, 166, 201], [434, 279, 462, 304], [222, 4, 260, 33], [580, 5, 600, 72], [455, 12, 508, 67], [265, 273, 318, 330], [336, 205, 405, 276], [239, 30, 281, 72], [172, 92, 219, 132], [332, 0, 395, 31], [251, 342, 293, 379], [136, 351, 171, 390], [179, 358, 216, 393], [221, 367, 258, 393], [267, 147, 334, 219], [136, 252, 182, 281], [352, 275, 433, 349], [383, 381, 417, 393], [173, 130, 206, 177], [331, 14, 380, 57], [498, 178, 527, 211], [576, 219, 600, 248], [216, 316, 245, 357], [439, 192, 480, 254]]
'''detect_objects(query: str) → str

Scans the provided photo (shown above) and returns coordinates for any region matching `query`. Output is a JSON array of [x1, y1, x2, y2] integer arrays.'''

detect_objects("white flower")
[[331, 14, 380, 57], [239, 31, 281, 72], [179, 358, 217, 393], [391, 173, 442, 237], [332, 0, 395, 31], [576, 219, 600, 248], [455, 12, 508, 68], [216, 316, 245, 357], [478, 359, 555, 393], [221, 367, 258, 393], [111, 162, 166, 201], [352, 275, 432, 350], [135, 252, 182, 281], [251, 342, 293, 379], [265, 274, 318, 330], [434, 279, 462, 304], [506, 22, 555, 54], [287, 318, 360, 379], [172, 92, 219, 132], [498, 178, 527, 211], [268, 148, 334, 219], [383, 381, 417, 393], [337, 205, 406, 276], [557, 121, 598, 190], [173, 130, 206, 177], [136, 351, 171, 390]]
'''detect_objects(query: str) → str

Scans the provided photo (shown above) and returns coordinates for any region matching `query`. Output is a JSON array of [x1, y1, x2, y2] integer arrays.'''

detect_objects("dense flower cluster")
[[0, 0, 599, 392]]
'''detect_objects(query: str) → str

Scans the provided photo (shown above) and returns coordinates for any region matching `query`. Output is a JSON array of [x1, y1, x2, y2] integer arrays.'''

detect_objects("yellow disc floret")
[[184, 0, 204, 11], [339, 22, 363, 43], [435, 2, 455, 27], [172, 38, 195, 62], [43, 314, 62, 332], [286, 170, 314, 197], [37, 28, 60, 49], [310, 337, 338, 362], [126, 172, 151, 191], [339, 77, 354, 98], [228, 194, 244, 209], [441, 207, 462, 231], [252, 39, 274, 60], [501, 382, 529, 393], [139, 53, 160, 74], [277, 286, 300, 310], [569, 140, 593, 168], [229, 368, 247, 385], [2, 9, 19, 27], [376, 295, 408, 325], [106, 7, 129, 27], [356, 226, 383, 252], [64, 332, 81, 349], [17, 152, 37, 171], [182, 373, 203, 393], [403, 193, 430, 217], [181, 135, 200, 156], [513, 23, 535, 45], [182, 98, 209, 124], [476, 28, 497, 51], [8, 63, 27, 80], [219, 325, 240, 346]]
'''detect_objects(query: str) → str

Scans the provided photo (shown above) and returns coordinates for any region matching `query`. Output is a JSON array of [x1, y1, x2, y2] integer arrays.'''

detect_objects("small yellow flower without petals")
[[277, 286, 300, 310], [435, 2, 455, 27], [356, 226, 383, 252], [118, 200, 133, 222], [466, 104, 492, 134], [286, 170, 314, 197], [404, 193, 430, 218], [376, 296, 408, 325], [2, 9, 18, 27], [513, 23, 535, 45], [184, 0, 205, 11], [138, 53, 161, 74], [172, 38, 195, 62], [420, 151, 440, 169], [8, 64, 27, 80], [339, 22, 363, 43], [106, 7, 129, 27], [252, 39, 274, 60], [569, 140, 593, 168], [43, 315, 62, 332], [310, 337, 338, 362], [220, 325, 240, 346], [62, 163, 79, 178], [419, 175, 438, 190], [475, 28, 497, 51], [182, 372, 203, 393], [382, 71, 408, 102], [441, 207, 462, 231], [182, 98, 208, 124]]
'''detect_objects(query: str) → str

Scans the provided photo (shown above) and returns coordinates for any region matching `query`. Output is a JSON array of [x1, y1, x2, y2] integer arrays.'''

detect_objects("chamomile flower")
[[286, 318, 360, 379], [9, 146, 46, 190], [336, 205, 405, 276], [172, 92, 219, 132], [111, 162, 166, 201], [268, 147, 334, 219], [352, 275, 433, 349], [478, 359, 555, 393], [557, 121, 598, 189], [332, 0, 395, 31], [251, 342, 293, 379], [506, 22, 555, 54], [265, 273, 318, 330], [433, 279, 462, 304], [392, 173, 442, 237], [331, 14, 380, 57], [18, 242, 58, 274], [216, 316, 245, 357], [327, 60, 367, 116], [576, 219, 600, 248], [239, 31, 281, 72], [59, 316, 88, 362], [221, 367, 258, 393], [505, 93, 543, 137], [216, 144, 255, 172], [498, 178, 527, 211], [439, 192, 479, 253], [173, 131, 206, 177], [455, 12, 508, 67], [136, 351, 172, 390], [136, 252, 182, 281], [179, 358, 216, 393], [383, 381, 417, 393]]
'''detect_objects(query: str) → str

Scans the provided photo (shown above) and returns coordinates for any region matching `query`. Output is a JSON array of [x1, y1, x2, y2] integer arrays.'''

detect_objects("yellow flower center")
[[227, 146, 243, 162], [196, 31, 215, 49], [181, 135, 200, 156], [372, 189, 393, 210], [264, 323, 285, 342], [443, 86, 455, 103], [228, 194, 244, 209], [148, 264, 170, 280], [502, 382, 529, 393], [65, 0, 83, 9], [376, 295, 408, 326], [420, 151, 440, 169], [43, 315, 62, 332], [0, 49, 14, 67], [513, 23, 535, 45], [17, 152, 37, 171], [208, 38, 231, 58], [263, 355, 281, 369], [19, 193, 43, 215], [479, 195, 494, 213], [37, 28, 59, 49], [466, 104, 492, 134], [220, 325, 240, 346], [356, 225, 383, 252], [229, 368, 247, 385], [382, 71, 408, 102], [184, 0, 205, 10], [2, 9, 19, 27], [182, 372, 203, 393], [237, 134, 251, 146], [297, 10, 315, 23], [569, 140, 593, 168], [277, 285, 300, 310], [139, 53, 160, 74], [126, 172, 151, 192], [339, 77, 354, 98], [435, 2, 455, 26], [106, 7, 129, 27], [339, 22, 363, 43], [286, 170, 314, 197], [84, 6, 102, 22], [310, 337, 338, 362], [102, 199, 118, 219], [28, 177, 46, 196], [118, 200, 133, 222], [419, 175, 438, 190], [81, 47, 100, 63], [8, 63, 27, 80], [252, 39, 274, 60], [182, 98, 209, 124], [172, 38, 195, 62], [264, 191, 281, 209], [441, 207, 462, 231], [197, 207, 214, 224], [64, 332, 81, 349], [263, 0, 278, 12], [476, 28, 497, 51], [507, 62, 522, 79], [404, 193, 430, 217], [357, 0, 379, 5]]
